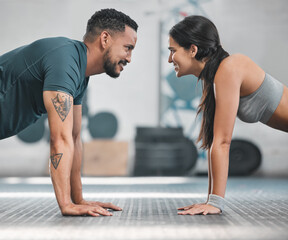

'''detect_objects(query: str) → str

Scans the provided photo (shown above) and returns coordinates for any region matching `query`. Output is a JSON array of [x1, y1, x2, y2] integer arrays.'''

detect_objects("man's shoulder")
[[31, 37, 81, 50], [28, 37, 86, 62]]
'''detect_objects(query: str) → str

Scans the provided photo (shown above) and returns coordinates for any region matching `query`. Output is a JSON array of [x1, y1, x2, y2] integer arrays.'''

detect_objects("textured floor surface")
[[0, 177, 287, 240]]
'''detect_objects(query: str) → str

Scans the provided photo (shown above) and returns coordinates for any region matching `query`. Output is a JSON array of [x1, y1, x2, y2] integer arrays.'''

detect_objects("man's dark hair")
[[84, 8, 138, 42]]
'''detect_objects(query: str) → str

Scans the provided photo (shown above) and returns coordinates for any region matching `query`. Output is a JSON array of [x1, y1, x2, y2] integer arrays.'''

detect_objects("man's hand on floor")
[[61, 201, 122, 217]]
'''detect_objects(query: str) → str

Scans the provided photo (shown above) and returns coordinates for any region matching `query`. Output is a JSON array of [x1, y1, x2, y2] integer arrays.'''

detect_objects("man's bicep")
[[43, 91, 74, 136]]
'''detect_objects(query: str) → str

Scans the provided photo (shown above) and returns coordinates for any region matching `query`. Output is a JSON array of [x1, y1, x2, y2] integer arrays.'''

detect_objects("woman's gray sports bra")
[[237, 73, 284, 124]]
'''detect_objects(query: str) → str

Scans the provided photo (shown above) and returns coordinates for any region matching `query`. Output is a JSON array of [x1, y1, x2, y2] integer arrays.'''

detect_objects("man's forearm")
[[50, 138, 74, 210], [70, 137, 84, 204]]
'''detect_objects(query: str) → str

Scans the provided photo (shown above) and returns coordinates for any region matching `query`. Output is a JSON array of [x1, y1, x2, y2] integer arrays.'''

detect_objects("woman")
[[168, 15, 288, 215]]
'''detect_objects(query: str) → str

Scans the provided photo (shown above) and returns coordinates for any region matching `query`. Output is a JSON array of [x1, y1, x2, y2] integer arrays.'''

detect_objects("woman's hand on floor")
[[178, 203, 206, 211], [178, 203, 221, 215]]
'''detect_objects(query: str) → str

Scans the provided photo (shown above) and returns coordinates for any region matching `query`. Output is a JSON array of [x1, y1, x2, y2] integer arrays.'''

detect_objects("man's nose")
[[126, 52, 132, 63], [126, 56, 131, 63]]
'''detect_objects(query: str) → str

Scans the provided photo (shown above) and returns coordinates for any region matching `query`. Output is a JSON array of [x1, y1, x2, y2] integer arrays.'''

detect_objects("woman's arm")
[[178, 60, 241, 215], [210, 64, 240, 198], [207, 148, 212, 197]]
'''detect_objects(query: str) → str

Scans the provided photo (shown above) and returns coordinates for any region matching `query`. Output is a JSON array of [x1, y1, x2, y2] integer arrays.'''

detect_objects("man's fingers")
[[87, 210, 100, 217], [104, 202, 122, 211], [94, 205, 113, 216], [95, 202, 122, 211], [62, 204, 114, 217]]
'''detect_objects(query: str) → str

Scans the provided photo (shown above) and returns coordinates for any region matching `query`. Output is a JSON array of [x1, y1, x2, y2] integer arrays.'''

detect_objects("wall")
[[0, 0, 287, 176]]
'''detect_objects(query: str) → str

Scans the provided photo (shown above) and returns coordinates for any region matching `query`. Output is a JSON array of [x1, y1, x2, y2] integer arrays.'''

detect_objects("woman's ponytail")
[[197, 46, 229, 149]]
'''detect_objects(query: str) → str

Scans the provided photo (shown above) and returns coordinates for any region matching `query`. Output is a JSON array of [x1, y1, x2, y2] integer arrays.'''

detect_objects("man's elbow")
[[49, 132, 74, 150], [72, 132, 81, 144]]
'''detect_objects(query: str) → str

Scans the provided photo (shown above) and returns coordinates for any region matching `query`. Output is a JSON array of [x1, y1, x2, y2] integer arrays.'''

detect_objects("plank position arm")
[[178, 63, 240, 215], [44, 91, 120, 216]]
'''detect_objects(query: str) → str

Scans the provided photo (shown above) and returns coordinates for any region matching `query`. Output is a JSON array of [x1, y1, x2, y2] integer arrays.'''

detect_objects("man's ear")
[[190, 44, 198, 58], [100, 31, 110, 49]]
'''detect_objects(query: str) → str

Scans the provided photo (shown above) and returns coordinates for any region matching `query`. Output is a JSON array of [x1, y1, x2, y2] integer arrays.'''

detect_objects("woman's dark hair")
[[84, 8, 138, 42], [169, 15, 229, 149]]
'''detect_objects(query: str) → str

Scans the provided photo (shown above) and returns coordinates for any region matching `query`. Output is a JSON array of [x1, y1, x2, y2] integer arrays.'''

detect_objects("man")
[[0, 8, 138, 216]]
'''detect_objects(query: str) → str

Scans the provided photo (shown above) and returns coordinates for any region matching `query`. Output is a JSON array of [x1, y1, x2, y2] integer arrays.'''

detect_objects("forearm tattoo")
[[51, 93, 72, 122], [50, 153, 63, 170]]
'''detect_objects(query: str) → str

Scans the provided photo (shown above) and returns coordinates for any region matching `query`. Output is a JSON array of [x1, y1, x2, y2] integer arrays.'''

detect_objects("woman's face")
[[168, 37, 193, 77]]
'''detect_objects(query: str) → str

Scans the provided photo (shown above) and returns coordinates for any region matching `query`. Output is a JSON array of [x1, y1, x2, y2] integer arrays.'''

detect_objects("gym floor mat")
[[0, 177, 287, 240]]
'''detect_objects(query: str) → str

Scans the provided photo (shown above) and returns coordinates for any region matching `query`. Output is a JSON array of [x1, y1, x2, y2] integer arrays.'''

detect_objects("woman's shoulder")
[[215, 54, 251, 85], [217, 54, 254, 77], [221, 53, 251, 67], [216, 53, 265, 92]]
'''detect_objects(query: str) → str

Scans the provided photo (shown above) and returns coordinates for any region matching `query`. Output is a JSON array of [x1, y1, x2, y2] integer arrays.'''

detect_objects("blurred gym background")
[[0, 0, 287, 177]]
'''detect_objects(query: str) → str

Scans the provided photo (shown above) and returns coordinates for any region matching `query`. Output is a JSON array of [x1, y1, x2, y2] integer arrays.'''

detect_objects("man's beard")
[[103, 49, 128, 78], [103, 50, 120, 78]]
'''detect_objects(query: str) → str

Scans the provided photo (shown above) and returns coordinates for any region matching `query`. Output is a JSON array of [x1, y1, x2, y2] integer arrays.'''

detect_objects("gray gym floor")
[[0, 177, 287, 240]]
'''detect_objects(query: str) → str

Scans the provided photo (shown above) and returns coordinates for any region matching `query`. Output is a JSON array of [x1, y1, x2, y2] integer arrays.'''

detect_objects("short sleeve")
[[73, 77, 89, 105], [42, 45, 81, 102]]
